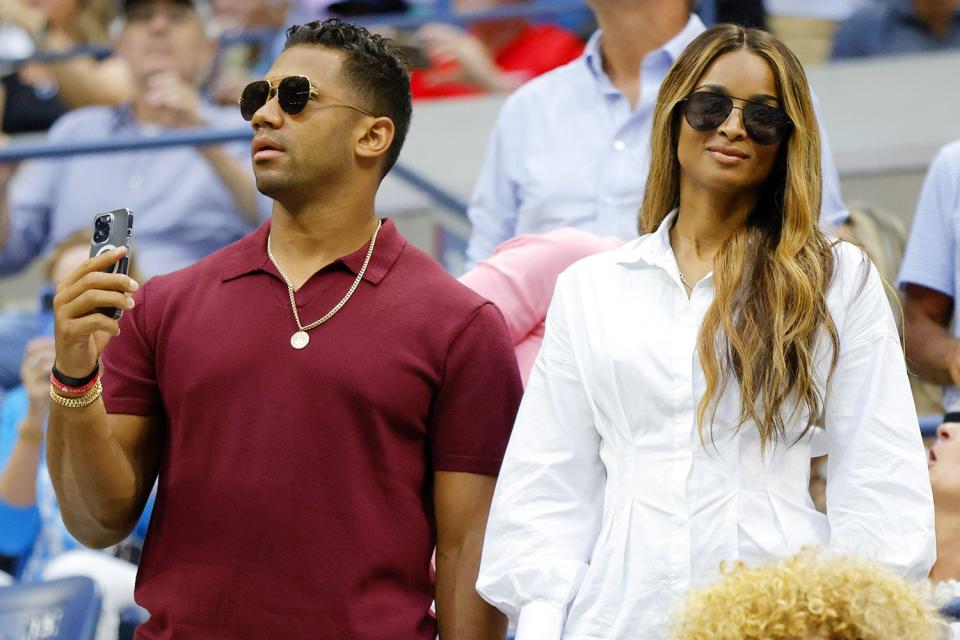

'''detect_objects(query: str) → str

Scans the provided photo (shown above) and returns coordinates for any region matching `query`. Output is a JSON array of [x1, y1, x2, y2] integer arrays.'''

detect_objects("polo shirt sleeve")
[[898, 142, 960, 296], [429, 302, 522, 476], [100, 282, 164, 417]]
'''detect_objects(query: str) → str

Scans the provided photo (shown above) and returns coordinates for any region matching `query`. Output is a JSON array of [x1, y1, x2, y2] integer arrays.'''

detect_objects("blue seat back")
[[0, 576, 101, 640]]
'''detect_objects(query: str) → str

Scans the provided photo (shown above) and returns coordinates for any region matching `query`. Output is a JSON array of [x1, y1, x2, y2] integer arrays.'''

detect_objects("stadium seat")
[[0, 576, 101, 640]]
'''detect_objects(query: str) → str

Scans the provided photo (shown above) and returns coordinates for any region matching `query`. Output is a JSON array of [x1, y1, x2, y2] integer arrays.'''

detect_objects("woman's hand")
[[20, 337, 55, 426]]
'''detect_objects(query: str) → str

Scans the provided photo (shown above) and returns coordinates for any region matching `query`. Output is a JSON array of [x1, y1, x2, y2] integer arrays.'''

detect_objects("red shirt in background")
[[102, 219, 522, 640], [411, 23, 585, 100]]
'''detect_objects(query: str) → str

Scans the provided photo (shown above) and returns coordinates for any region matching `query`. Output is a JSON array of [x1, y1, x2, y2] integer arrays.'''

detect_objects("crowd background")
[[1, 0, 960, 637]]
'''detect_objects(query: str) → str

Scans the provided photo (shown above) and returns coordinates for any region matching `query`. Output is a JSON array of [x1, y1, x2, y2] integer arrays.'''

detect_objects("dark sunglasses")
[[238, 75, 375, 121], [680, 91, 793, 146]]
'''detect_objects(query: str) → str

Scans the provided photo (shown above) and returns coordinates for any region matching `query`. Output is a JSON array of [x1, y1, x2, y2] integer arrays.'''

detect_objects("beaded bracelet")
[[49, 379, 103, 409]]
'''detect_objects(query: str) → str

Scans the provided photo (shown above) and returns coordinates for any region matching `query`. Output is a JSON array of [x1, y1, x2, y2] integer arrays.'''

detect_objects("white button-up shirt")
[[477, 212, 935, 640], [465, 17, 849, 265]]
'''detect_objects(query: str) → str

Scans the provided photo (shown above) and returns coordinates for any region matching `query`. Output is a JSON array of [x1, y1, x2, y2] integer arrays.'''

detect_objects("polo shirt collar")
[[583, 14, 706, 84], [616, 209, 677, 270], [220, 217, 405, 286]]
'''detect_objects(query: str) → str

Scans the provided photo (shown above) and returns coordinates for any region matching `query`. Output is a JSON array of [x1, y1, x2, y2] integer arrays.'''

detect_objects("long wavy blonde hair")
[[640, 24, 839, 451]]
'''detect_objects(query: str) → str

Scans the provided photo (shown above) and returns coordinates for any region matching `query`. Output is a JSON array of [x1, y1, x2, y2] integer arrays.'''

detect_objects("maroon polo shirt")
[[100, 219, 522, 640]]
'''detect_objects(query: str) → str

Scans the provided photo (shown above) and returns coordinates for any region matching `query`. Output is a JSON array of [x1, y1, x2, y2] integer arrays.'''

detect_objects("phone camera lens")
[[93, 216, 111, 243]]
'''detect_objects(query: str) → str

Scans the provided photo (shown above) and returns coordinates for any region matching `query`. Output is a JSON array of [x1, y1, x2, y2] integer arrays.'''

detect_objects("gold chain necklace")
[[679, 271, 693, 290], [266, 220, 382, 350]]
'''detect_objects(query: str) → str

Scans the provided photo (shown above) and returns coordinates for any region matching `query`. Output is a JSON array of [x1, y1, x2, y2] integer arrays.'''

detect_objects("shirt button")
[[612, 140, 627, 151]]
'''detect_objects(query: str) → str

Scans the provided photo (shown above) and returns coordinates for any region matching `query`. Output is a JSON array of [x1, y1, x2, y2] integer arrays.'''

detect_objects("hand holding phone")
[[50, 210, 138, 379]]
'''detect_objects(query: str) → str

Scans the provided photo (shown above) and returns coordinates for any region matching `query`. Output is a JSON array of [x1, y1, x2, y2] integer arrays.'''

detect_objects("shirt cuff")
[[514, 600, 564, 640]]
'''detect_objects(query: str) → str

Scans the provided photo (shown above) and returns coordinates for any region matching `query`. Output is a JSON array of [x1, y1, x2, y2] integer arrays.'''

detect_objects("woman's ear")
[[356, 116, 395, 164]]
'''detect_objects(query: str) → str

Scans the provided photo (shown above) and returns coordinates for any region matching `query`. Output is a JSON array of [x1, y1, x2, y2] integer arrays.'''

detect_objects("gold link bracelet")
[[49, 379, 103, 409]]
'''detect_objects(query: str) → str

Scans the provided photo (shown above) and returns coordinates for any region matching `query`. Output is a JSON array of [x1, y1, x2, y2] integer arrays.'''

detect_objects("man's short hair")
[[284, 19, 412, 178]]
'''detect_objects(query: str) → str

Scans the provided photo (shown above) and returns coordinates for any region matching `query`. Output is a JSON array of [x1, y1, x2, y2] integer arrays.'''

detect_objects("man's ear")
[[356, 116, 395, 163]]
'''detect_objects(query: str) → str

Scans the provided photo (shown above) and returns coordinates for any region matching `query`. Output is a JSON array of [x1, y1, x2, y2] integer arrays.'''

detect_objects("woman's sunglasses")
[[680, 91, 793, 146], [238, 75, 375, 121]]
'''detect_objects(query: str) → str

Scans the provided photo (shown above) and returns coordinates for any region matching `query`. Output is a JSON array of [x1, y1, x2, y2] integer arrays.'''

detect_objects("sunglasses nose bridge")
[[717, 102, 747, 136], [248, 89, 285, 127]]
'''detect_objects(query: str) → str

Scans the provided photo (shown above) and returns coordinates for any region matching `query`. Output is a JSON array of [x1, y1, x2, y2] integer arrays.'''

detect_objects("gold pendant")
[[291, 331, 310, 350]]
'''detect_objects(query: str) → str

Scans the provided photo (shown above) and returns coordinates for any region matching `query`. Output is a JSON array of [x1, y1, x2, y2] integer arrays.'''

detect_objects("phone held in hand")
[[88, 208, 134, 320]]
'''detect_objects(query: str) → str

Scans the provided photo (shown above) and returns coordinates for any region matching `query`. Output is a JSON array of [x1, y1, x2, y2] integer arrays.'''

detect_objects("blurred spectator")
[[929, 418, 960, 637], [465, 0, 848, 265], [929, 420, 960, 574], [765, 0, 873, 64], [900, 141, 960, 418], [458, 228, 621, 385], [0, 0, 134, 129], [207, 0, 292, 106], [0, 230, 153, 640], [671, 548, 944, 640], [715, 0, 765, 28], [0, 0, 265, 279], [832, 0, 960, 60], [409, 0, 584, 99]]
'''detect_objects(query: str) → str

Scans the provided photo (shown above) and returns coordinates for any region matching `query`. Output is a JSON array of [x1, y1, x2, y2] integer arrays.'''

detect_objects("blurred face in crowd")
[[115, 1, 216, 86], [50, 244, 90, 286], [929, 421, 960, 505], [676, 49, 783, 198], [249, 46, 382, 204]]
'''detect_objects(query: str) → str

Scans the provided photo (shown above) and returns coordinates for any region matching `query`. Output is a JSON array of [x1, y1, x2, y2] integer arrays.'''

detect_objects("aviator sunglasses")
[[238, 75, 375, 121], [680, 90, 793, 146]]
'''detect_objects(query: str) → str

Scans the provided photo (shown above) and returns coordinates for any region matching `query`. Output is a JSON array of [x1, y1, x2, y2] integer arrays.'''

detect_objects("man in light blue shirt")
[[466, 0, 848, 264], [0, 0, 265, 279], [832, 0, 960, 60], [899, 140, 960, 413]]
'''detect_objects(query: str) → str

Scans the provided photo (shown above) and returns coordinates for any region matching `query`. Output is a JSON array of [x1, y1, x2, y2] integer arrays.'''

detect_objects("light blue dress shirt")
[[1, 102, 267, 278], [898, 140, 960, 411], [466, 16, 849, 264]]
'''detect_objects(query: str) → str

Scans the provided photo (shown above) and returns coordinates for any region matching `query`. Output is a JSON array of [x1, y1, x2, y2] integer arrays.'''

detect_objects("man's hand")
[[53, 247, 138, 378], [21, 337, 55, 424], [145, 71, 205, 128]]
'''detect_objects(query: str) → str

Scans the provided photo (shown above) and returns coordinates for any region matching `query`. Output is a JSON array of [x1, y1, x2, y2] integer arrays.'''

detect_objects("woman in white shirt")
[[476, 23, 936, 640]]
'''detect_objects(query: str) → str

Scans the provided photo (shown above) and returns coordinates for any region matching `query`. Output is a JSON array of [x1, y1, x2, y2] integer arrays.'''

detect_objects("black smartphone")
[[89, 208, 134, 319]]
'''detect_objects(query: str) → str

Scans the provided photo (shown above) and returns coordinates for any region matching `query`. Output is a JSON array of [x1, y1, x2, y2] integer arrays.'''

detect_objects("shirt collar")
[[583, 14, 706, 83], [616, 209, 678, 269], [220, 217, 406, 286]]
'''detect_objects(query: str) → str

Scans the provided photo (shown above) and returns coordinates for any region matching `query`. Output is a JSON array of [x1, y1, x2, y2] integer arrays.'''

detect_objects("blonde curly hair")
[[671, 549, 944, 640]]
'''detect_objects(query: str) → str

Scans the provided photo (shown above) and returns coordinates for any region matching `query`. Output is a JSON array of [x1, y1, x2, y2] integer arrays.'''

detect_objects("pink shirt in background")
[[459, 228, 623, 385]]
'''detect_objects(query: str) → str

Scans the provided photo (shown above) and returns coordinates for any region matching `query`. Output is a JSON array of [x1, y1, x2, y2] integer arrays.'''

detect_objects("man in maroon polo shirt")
[[45, 19, 522, 639]]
